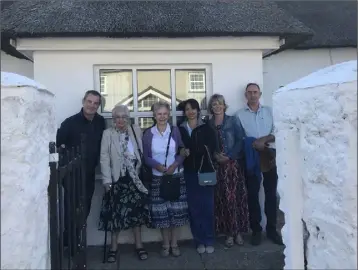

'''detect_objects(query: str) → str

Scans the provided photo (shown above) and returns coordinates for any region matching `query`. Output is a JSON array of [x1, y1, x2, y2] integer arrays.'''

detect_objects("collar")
[[245, 103, 262, 113], [152, 123, 171, 136], [209, 113, 228, 127], [79, 108, 97, 123], [114, 126, 128, 134]]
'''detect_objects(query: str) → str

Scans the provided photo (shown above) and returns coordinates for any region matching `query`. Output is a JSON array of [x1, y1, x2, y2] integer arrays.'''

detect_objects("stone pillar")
[[273, 60, 357, 270], [1, 72, 56, 269]]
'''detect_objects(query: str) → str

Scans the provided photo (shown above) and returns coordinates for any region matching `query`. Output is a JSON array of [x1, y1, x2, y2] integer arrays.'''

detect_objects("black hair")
[[182, 98, 201, 120], [83, 90, 102, 104], [245, 83, 261, 91], [182, 98, 201, 114]]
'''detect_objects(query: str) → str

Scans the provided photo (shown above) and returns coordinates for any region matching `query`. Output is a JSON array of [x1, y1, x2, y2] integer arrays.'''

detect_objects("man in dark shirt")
[[56, 90, 106, 218]]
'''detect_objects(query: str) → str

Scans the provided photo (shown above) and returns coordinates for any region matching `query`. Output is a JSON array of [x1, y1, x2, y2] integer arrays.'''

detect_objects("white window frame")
[[188, 72, 206, 92], [94, 64, 212, 126], [99, 73, 107, 95]]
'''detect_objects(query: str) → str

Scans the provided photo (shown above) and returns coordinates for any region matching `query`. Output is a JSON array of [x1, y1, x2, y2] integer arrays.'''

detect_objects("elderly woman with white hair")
[[142, 101, 188, 257], [98, 104, 150, 263]]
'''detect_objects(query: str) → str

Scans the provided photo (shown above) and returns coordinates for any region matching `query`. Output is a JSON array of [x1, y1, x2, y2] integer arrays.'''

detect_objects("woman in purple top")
[[142, 101, 188, 257]]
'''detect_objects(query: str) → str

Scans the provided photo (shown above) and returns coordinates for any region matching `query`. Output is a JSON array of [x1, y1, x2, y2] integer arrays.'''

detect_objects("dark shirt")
[[56, 109, 106, 172], [179, 120, 217, 173]]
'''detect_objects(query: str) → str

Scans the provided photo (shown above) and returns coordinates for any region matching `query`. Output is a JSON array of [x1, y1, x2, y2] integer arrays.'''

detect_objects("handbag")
[[159, 127, 181, 201], [130, 125, 152, 189], [198, 145, 217, 186]]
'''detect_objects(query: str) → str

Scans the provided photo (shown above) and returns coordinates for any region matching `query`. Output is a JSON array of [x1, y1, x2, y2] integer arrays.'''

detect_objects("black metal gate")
[[48, 136, 87, 270]]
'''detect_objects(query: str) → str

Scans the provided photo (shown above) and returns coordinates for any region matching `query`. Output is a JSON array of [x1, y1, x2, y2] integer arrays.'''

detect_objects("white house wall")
[[32, 48, 266, 126], [29, 37, 272, 245], [1, 51, 34, 79], [263, 48, 357, 107]]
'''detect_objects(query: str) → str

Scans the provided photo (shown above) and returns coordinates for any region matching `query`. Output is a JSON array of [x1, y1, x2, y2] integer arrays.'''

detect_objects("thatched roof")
[[2, 1, 355, 60], [277, 1, 357, 49], [1, 1, 312, 42]]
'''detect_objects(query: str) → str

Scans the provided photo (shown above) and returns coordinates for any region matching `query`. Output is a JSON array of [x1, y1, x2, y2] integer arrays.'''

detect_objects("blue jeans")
[[185, 172, 215, 246]]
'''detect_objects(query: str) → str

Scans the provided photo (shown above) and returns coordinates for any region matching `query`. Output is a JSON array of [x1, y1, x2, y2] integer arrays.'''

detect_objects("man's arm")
[[56, 119, 70, 148], [261, 107, 275, 143]]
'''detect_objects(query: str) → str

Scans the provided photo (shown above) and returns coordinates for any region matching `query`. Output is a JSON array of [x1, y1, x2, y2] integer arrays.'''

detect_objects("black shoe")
[[267, 231, 284, 245], [251, 232, 262, 246]]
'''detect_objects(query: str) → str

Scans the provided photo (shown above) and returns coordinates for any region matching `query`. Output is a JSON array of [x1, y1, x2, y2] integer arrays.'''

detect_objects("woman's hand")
[[165, 164, 177, 175], [104, 183, 112, 192], [155, 164, 167, 173], [180, 148, 190, 157], [215, 153, 230, 164]]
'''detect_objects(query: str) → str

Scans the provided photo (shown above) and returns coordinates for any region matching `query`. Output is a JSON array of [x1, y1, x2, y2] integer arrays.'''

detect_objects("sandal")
[[160, 246, 170, 257], [235, 234, 244, 245], [225, 237, 234, 248], [107, 250, 117, 263], [135, 248, 148, 260], [171, 246, 181, 257]]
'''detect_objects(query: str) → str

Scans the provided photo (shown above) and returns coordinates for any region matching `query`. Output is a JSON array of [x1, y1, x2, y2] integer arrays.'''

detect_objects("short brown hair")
[[83, 90, 102, 105]]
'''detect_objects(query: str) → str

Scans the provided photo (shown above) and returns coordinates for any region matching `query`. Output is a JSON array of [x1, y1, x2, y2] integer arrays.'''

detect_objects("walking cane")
[[103, 180, 114, 263]]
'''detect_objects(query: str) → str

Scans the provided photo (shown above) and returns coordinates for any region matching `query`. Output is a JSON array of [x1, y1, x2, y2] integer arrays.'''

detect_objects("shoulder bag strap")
[[164, 126, 173, 167], [198, 145, 216, 173], [130, 124, 143, 157]]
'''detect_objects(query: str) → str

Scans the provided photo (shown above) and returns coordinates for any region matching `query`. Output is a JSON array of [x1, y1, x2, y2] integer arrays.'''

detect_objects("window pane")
[[175, 70, 207, 110], [137, 70, 171, 112], [138, 117, 155, 130], [100, 69, 133, 113]]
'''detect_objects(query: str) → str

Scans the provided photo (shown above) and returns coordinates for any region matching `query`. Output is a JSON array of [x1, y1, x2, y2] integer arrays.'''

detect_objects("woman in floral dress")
[[207, 94, 250, 247], [98, 105, 150, 263]]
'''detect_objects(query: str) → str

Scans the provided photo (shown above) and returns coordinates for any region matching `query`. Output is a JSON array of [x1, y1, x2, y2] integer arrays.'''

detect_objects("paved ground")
[[87, 234, 285, 270], [86, 210, 286, 269]]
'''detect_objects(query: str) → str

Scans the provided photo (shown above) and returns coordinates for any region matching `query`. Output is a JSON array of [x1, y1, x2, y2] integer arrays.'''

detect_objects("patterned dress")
[[214, 125, 250, 236], [150, 172, 189, 229], [98, 174, 150, 232]]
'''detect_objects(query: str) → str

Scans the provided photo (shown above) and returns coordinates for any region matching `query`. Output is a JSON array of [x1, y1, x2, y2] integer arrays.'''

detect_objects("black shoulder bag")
[[159, 127, 181, 201], [130, 125, 152, 189]]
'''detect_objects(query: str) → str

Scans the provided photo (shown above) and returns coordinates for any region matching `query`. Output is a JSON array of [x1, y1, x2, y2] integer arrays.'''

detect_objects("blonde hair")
[[207, 94, 228, 114]]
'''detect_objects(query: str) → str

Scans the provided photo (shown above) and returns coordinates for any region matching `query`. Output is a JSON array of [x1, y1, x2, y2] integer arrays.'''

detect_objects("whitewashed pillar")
[[1, 72, 56, 269], [274, 60, 357, 270]]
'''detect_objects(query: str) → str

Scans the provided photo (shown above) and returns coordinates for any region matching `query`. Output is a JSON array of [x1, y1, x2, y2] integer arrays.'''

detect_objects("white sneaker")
[[205, 245, 215, 254], [196, 244, 205, 254]]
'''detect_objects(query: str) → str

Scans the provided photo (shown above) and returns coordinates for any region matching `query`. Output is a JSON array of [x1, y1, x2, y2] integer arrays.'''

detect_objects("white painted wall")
[[274, 61, 357, 269], [26, 37, 277, 245], [263, 48, 357, 107], [1, 51, 34, 79], [1, 72, 56, 269]]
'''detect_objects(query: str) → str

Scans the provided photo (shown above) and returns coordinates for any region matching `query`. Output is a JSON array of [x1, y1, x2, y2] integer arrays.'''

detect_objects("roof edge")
[[263, 32, 313, 58], [1, 37, 32, 61]]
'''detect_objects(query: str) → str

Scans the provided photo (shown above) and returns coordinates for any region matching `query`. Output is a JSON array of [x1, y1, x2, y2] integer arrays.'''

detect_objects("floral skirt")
[[98, 174, 150, 232], [214, 160, 250, 235], [149, 172, 189, 229]]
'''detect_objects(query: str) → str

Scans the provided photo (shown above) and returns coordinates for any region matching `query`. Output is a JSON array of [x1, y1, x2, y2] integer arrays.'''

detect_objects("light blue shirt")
[[235, 104, 274, 139]]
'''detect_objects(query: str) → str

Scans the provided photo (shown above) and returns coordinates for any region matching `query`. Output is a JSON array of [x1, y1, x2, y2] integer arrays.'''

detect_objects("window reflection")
[[100, 70, 133, 112]]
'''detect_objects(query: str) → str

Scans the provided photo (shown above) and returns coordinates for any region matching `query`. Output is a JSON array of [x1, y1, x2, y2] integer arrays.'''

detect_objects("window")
[[139, 117, 154, 130], [95, 65, 211, 129], [188, 72, 205, 92], [100, 74, 107, 95]]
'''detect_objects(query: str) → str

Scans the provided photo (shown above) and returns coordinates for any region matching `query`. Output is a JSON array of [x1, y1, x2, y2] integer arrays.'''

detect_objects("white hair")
[[112, 104, 130, 118], [152, 101, 171, 116]]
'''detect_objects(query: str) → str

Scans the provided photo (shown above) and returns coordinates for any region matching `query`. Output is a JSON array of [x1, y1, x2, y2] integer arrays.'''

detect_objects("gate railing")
[[48, 135, 87, 270]]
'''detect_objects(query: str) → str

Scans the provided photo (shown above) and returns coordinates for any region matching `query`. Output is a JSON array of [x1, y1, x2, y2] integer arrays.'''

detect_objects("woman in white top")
[[142, 101, 188, 257], [98, 105, 149, 263]]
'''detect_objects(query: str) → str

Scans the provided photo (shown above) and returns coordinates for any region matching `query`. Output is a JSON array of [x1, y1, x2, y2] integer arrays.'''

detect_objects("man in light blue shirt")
[[236, 83, 283, 246]]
